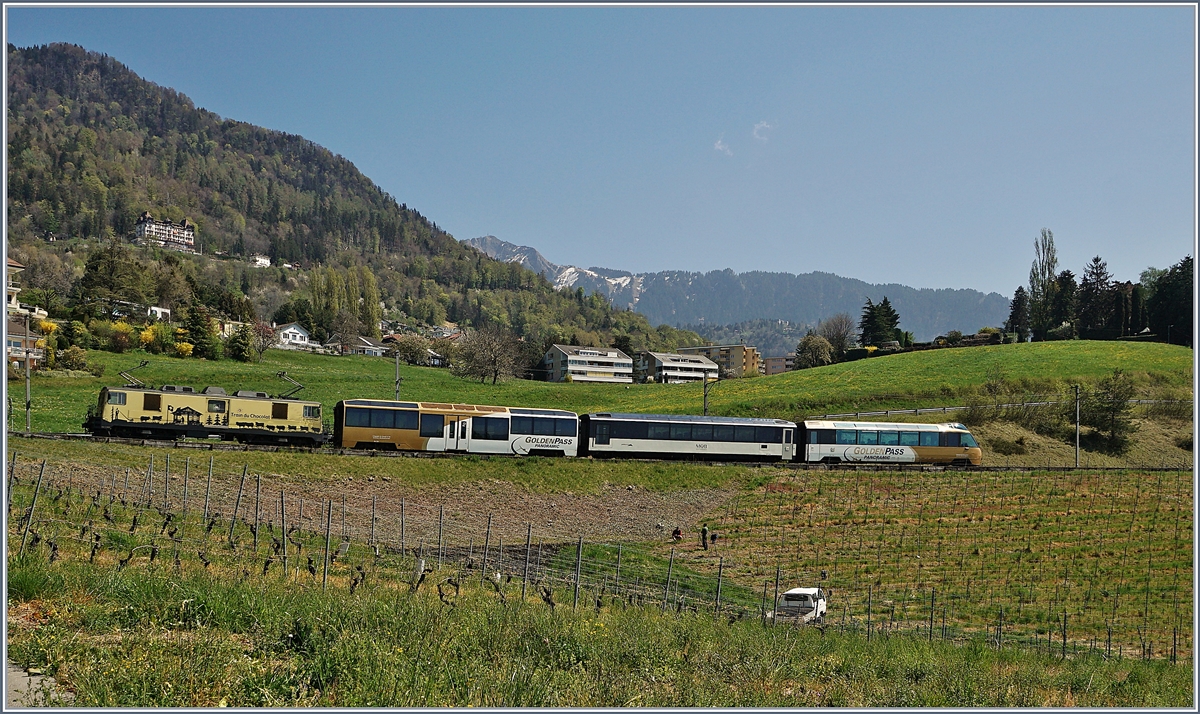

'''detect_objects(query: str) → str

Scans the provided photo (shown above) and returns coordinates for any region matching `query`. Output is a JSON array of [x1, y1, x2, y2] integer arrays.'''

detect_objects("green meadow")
[[12, 340, 1193, 434]]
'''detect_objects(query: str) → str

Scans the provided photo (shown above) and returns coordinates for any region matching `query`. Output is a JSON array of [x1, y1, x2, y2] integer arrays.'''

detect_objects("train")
[[83, 366, 328, 447], [330, 401, 982, 465], [82, 372, 983, 465]]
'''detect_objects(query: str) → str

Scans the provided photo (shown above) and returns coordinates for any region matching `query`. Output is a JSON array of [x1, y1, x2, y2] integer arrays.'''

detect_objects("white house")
[[637, 351, 719, 384], [250, 254, 271, 268], [543, 344, 634, 383], [324, 333, 387, 357], [276, 322, 314, 350]]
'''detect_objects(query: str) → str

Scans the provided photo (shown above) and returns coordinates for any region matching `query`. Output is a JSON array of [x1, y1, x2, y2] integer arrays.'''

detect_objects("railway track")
[[6, 431, 1189, 472]]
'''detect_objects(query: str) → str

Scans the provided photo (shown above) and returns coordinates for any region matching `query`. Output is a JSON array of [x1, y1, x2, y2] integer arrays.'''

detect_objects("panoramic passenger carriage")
[[333, 400, 579, 456], [578, 413, 797, 461], [800, 420, 982, 466]]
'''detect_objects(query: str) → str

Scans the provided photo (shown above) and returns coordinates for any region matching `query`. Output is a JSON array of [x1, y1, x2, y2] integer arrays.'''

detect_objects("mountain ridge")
[[464, 235, 1011, 342]]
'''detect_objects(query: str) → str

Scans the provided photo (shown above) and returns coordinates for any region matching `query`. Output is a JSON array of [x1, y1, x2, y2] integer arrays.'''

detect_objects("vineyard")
[[5, 444, 1193, 705]]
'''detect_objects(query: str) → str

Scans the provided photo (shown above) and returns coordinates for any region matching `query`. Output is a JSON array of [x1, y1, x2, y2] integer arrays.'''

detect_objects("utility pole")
[[703, 375, 719, 417], [394, 350, 403, 401], [24, 312, 32, 435], [1074, 384, 1080, 468]]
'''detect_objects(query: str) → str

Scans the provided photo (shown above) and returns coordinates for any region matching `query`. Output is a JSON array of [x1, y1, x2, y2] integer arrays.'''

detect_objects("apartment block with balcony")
[[637, 351, 719, 384], [676, 344, 763, 378], [7, 318, 44, 370], [6, 258, 48, 319], [134, 212, 196, 252], [544, 344, 633, 383], [762, 354, 795, 376]]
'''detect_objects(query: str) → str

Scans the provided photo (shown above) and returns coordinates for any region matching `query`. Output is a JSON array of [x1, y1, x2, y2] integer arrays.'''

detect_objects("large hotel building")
[[134, 211, 196, 252]]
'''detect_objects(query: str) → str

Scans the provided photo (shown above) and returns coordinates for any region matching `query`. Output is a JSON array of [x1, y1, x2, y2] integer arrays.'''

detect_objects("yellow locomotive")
[[84, 364, 328, 446]]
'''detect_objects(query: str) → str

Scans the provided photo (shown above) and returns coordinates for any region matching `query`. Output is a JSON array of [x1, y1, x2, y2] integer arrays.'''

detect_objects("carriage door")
[[596, 421, 610, 446], [783, 429, 794, 460], [447, 417, 468, 451]]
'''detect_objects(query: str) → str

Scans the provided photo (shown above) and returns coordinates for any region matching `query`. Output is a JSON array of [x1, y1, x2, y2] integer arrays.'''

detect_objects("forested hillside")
[[6, 43, 701, 353]]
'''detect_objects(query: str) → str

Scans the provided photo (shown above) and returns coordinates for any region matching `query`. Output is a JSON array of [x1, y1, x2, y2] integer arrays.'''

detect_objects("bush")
[[842, 346, 878, 362], [63, 320, 92, 348], [110, 321, 136, 353], [59, 345, 88, 371], [1046, 322, 1076, 341], [175, 342, 194, 358], [1175, 433, 1193, 451], [87, 361, 105, 378], [944, 330, 964, 345], [988, 436, 1027, 456]]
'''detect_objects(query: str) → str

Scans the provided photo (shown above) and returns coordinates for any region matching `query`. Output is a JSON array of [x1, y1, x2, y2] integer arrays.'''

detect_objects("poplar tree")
[[1027, 229, 1058, 341]]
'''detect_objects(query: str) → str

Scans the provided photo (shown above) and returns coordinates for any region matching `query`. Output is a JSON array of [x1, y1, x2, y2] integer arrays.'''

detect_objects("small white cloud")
[[714, 135, 732, 156], [753, 121, 773, 141]]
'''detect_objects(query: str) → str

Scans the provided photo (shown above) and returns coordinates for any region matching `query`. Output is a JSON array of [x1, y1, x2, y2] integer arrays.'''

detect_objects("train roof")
[[102, 385, 319, 403], [586, 413, 795, 427], [802, 420, 971, 431], [339, 399, 576, 418]]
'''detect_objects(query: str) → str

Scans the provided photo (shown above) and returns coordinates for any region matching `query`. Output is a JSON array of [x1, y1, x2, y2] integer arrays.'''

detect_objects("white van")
[[772, 587, 827, 624]]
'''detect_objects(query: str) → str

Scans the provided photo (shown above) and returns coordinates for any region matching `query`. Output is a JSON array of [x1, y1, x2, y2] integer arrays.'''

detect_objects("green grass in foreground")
[[7, 554, 1191, 707], [14, 340, 1193, 433]]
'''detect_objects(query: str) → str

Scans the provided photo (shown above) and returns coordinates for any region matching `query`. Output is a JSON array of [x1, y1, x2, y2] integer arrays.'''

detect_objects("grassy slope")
[[7, 528, 1191, 707], [15, 341, 1194, 434]]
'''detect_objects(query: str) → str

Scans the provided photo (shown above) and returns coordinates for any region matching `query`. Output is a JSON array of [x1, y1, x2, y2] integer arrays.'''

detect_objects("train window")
[[648, 423, 671, 440], [419, 414, 444, 437], [879, 431, 898, 445], [757, 426, 783, 443], [394, 410, 419, 430], [784, 430, 793, 444], [612, 421, 648, 439], [858, 431, 879, 445], [472, 417, 510, 441], [554, 419, 577, 437], [107, 391, 126, 405], [345, 407, 370, 427], [370, 409, 394, 429], [670, 424, 692, 440], [713, 425, 736, 442], [899, 432, 919, 446], [808, 430, 835, 445], [919, 432, 939, 447], [533, 418, 556, 436], [734, 426, 757, 443], [304, 405, 321, 419], [692, 424, 713, 440], [835, 430, 857, 445], [511, 416, 533, 435], [144, 393, 161, 411], [961, 433, 978, 448], [273, 403, 289, 420], [207, 400, 226, 414]]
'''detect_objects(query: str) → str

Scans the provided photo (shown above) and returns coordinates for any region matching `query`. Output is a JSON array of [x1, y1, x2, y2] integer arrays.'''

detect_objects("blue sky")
[[6, 5, 1195, 295]]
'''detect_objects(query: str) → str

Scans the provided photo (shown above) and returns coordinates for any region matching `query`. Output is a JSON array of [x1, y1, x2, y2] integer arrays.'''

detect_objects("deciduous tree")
[[1027, 229, 1058, 341], [251, 322, 276, 362], [816, 313, 856, 360], [450, 326, 521, 384], [795, 333, 833, 369]]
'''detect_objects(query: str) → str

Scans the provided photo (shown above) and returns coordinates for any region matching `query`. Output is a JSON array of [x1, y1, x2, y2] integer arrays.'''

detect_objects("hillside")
[[464, 235, 1010, 342], [19, 341, 1191, 438], [6, 43, 699, 352]]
